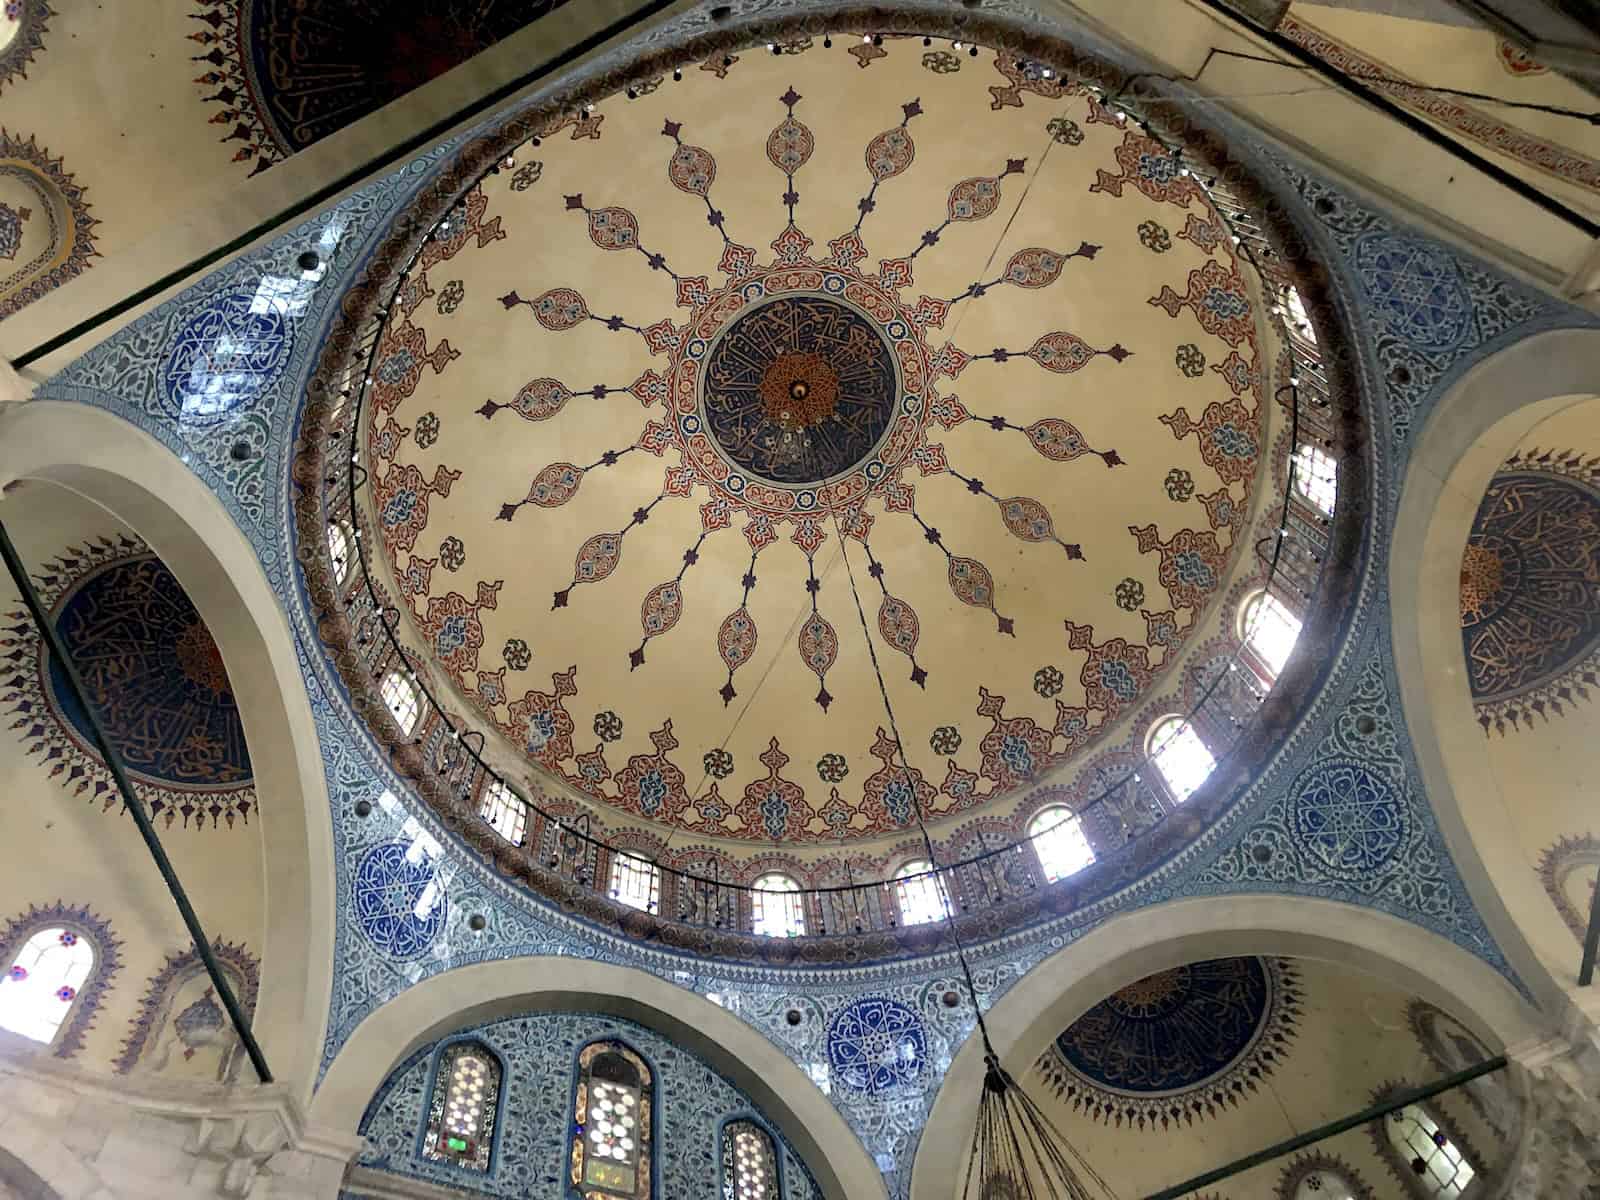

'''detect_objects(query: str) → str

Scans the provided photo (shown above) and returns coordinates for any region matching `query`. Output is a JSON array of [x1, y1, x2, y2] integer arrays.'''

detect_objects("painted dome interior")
[[357, 36, 1298, 866]]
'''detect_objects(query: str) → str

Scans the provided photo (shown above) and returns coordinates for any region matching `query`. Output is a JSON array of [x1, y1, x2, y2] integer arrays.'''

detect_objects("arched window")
[[0, 928, 96, 1046], [1147, 717, 1216, 803], [893, 859, 949, 926], [1240, 589, 1303, 681], [722, 1119, 779, 1200], [1027, 807, 1095, 883], [571, 1041, 654, 1198], [478, 778, 527, 846], [422, 1041, 501, 1173], [1282, 285, 1316, 344], [1295, 1171, 1358, 1200], [1292, 442, 1338, 516], [609, 853, 660, 915], [750, 874, 804, 938], [1385, 1104, 1476, 1197], [381, 669, 421, 735], [328, 521, 354, 585]]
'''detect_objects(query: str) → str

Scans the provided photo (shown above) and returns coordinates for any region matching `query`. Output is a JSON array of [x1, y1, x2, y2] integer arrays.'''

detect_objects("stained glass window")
[[751, 874, 804, 938], [479, 779, 527, 845], [722, 1120, 779, 1200], [422, 1042, 500, 1173], [1293, 442, 1338, 516], [1148, 717, 1216, 803], [0, 928, 95, 1045], [381, 670, 421, 735], [1027, 807, 1095, 882], [893, 859, 949, 926], [1386, 1104, 1475, 1197], [609, 853, 660, 915], [1241, 589, 1303, 681], [571, 1042, 653, 1198], [328, 522, 354, 585]]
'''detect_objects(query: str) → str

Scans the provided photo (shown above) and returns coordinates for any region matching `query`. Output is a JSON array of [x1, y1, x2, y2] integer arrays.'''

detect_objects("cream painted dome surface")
[[365, 41, 1271, 847]]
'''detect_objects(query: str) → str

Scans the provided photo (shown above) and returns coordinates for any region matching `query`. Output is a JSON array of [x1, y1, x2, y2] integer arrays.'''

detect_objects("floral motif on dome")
[[1459, 450, 1600, 734], [1037, 957, 1302, 1129], [0, 538, 256, 828]]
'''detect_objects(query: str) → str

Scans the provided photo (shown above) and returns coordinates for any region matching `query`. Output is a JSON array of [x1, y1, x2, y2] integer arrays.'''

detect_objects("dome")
[[297, 17, 1362, 954]]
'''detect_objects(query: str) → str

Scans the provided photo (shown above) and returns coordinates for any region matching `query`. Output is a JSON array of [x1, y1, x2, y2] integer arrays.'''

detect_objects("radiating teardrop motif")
[[798, 612, 838, 679], [525, 462, 583, 508], [531, 287, 589, 331], [948, 555, 996, 611], [668, 143, 717, 196], [718, 606, 758, 673], [573, 532, 622, 584], [767, 114, 814, 173], [510, 377, 573, 421], [998, 496, 1055, 542], [947, 175, 1003, 221], [1025, 418, 1091, 461], [586, 206, 639, 251], [1027, 331, 1097, 373], [1004, 247, 1065, 289], [865, 126, 915, 181], [640, 581, 683, 638], [877, 595, 920, 656]]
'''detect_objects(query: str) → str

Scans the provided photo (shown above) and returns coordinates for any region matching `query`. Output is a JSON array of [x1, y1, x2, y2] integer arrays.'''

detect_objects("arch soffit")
[[311, 957, 890, 1200], [1388, 326, 1600, 1015], [0, 399, 334, 1106], [910, 893, 1547, 1200]]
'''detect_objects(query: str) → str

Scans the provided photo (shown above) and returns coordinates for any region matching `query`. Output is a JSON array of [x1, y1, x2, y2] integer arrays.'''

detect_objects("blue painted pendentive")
[[30, 0, 1600, 1195]]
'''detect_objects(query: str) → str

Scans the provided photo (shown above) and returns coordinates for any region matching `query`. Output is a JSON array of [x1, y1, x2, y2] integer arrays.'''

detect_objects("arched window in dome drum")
[[722, 1119, 779, 1200], [893, 859, 949, 926], [750, 873, 804, 938], [478, 778, 527, 846], [421, 1041, 501, 1173], [1292, 442, 1339, 517], [327, 520, 354, 586], [0, 927, 96, 1046], [1384, 1103, 1476, 1198], [1147, 716, 1216, 804], [1239, 588, 1303, 683], [608, 853, 661, 915], [380, 669, 421, 736], [1027, 806, 1095, 883], [571, 1041, 654, 1198]]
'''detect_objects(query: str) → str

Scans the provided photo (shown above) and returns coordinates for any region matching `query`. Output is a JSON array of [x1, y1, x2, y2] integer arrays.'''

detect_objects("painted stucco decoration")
[[0, 128, 97, 320], [0, 536, 257, 828], [0, 0, 50, 95], [1036, 956, 1302, 1128], [1459, 448, 1600, 734], [187, 0, 579, 174]]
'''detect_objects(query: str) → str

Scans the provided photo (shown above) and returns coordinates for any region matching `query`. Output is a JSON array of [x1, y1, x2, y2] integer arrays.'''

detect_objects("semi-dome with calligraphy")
[[360, 39, 1277, 849]]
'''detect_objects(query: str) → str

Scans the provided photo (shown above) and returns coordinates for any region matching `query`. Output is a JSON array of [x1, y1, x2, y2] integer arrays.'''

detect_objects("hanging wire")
[[831, 514, 1120, 1200]]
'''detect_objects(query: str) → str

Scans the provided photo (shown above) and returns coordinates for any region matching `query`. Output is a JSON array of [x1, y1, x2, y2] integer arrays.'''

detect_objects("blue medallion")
[[825, 997, 927, 1096], [1352, 233, 1473, 352], [700, 294, 899, 485], [1290, 758, 1407, 879], [161, 288, 293, 421], [354, 840, 447, 960]]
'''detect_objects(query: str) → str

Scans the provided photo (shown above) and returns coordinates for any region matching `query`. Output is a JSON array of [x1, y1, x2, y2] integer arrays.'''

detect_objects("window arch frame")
[[1026, 805, 1096, 883], [1291, 440, 1339, 517], [749, 873, 805, 939], [327, 519, 355, 588], [608, 851, 662, 915], [1237, 587, 1305, 685], [380, 669, 422, 737], [414, 1036, 507, 1177], [0, 902, 121, 1060], [1368, 1091, 1484, 1200], [1144, 715, 1218, 805], [1275, 1151, 1377, 1200], [477, 776, 528, 846], [569, 1037, 657, 1199], [718, 1113, 785, 1200]]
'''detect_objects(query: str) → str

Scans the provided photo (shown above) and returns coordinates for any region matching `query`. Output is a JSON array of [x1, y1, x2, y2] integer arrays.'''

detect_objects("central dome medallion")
[[701, 292, 901, 486]]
